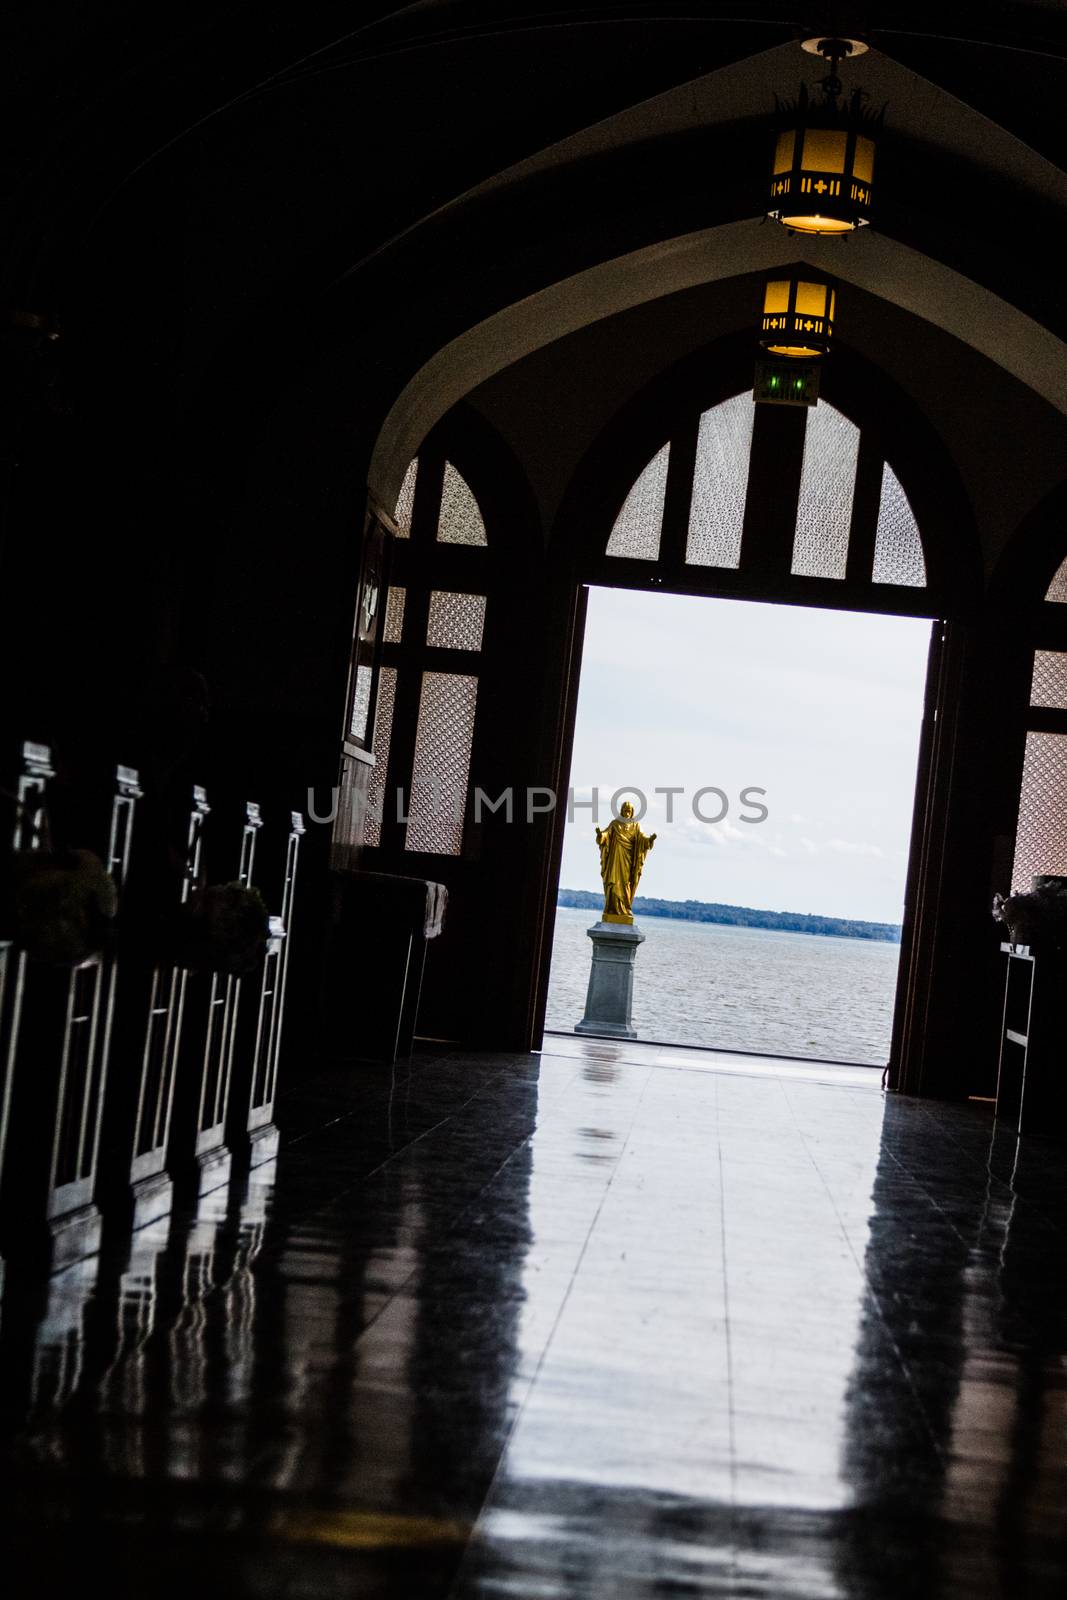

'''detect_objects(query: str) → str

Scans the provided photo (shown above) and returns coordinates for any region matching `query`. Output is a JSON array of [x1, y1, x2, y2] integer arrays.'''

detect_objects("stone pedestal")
[[575, 920, 645, 1040]]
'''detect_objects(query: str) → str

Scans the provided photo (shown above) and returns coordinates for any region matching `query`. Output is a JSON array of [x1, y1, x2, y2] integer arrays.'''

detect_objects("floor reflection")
[[98, 1216, 171, 1479], [1, 1043, 1067, 1596], [31, 1252, 101, 1416]]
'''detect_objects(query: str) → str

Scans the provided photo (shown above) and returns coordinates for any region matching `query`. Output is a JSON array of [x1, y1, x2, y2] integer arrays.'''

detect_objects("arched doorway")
[[347, 335, 984, 1089], [545, 392, 939, 1069], [529, 349, 980, 1086]]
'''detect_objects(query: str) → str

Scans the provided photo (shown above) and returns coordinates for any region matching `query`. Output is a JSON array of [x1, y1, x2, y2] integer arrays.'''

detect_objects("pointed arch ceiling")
[[370, 42, 1067, 506], [371, 222, 1067, 503], [467, 42, 1067, 215]]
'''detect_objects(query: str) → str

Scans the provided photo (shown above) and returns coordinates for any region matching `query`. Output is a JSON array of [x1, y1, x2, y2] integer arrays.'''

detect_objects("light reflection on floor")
[[0, 1039, 1065, 1598]]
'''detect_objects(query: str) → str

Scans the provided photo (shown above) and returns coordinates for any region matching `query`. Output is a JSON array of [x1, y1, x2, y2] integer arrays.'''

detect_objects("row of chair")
[[0, 741, 304, 1285]]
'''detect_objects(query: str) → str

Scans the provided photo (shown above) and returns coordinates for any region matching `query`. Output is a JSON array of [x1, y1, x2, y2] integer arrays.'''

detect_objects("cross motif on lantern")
[[765, 36, 879, 238], [758, 274, 834, 369]]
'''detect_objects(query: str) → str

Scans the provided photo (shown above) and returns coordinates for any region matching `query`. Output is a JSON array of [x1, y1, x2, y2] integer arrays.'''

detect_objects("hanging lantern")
[[760, 275, 835, 359], [767, 38, 881, 237]]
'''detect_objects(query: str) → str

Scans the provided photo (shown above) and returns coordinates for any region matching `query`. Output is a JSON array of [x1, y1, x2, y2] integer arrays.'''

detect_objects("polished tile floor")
[[2, 1037, 1067, 1597]]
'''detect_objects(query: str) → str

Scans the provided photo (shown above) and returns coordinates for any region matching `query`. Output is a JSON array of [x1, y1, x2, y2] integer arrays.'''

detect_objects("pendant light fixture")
[[760, 274, 836, 359], [768, 37, 880, 237], [753, 273, 836, 407]]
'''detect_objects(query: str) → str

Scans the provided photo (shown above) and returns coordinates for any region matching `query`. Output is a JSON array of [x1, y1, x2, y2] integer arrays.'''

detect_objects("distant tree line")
[[557, 888, 901, 943]]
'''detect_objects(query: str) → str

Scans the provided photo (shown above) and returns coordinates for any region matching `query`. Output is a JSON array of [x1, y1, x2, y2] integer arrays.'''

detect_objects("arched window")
[[605, 444, 669, 560], [1013, 653, 1067, 889], [1011, 557, 1067, 889], [394, 457, 418, 537], [602, 394, 929, 601], [686, 393, 753, 569], [873, 464, 927, 588], [1044, 556, 1067, 603], [364, 453, 491, 855], [437, 462, 489, 547]]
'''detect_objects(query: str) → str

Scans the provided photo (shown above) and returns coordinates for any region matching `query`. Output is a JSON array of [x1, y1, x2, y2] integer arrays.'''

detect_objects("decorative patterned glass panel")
[[427, 591, 486, 651], [364, 667, 397, 847], [1012, 731, 1067, 890], [686, 394, 753, 569], [1046, 556, 1067, 603], [1031, 650, 1067, 709], [791, 404, 859, 580], [405, 673, 478, 855], [872, 464, 927, 587], [394, 459, 418, 538], [349, 665, 373, 743], [383, 585, 406, 643], [438, 462, 488, 545], [606, 442, 670, 560]]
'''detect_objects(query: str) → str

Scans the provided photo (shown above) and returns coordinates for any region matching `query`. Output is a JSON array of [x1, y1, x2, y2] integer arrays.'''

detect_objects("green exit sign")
[[753, 360, 820, 407]]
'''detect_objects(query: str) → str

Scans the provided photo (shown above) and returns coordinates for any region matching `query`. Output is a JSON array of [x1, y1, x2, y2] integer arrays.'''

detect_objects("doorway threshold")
[[540, 1029, 883, 1089]]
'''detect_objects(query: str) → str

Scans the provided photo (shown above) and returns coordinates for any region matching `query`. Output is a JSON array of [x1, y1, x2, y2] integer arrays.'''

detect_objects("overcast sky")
[[558, 588, 931, 925]]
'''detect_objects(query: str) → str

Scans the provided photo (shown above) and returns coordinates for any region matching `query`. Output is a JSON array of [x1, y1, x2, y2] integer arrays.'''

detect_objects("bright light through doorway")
[[545, 588, 932, 1064]]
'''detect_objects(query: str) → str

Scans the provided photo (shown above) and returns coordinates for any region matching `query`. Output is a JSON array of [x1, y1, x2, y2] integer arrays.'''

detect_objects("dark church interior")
[[5, 3, 1067, 1594]]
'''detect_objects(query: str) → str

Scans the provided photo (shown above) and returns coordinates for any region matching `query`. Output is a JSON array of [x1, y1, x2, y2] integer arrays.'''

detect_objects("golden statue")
[[595, 802, 656, 925]]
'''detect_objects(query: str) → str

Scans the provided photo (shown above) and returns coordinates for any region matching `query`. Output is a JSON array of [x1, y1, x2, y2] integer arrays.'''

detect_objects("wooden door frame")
[[528, 575, 952, 1089], [523, 338, 982, 1080]]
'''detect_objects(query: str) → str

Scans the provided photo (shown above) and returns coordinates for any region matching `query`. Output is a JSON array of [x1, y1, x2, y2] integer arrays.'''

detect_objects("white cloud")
[[559, 589, 927, 921]]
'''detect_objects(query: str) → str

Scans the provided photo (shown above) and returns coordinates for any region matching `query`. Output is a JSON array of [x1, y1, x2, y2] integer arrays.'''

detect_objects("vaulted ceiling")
[[7, 4, 1067, 563]]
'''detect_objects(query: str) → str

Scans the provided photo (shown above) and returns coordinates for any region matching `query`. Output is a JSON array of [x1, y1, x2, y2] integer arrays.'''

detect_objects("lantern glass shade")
[[761, 278, 835, 359], [763, 280, 790, 315], [773, 131, 795, 172], [853, 136, 875, 185], [802, 128, 847, 172], [768, 98, 878, 236]]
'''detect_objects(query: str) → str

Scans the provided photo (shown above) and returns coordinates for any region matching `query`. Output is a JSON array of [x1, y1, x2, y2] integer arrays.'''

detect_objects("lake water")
[[544, 905, 899, 1066]]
